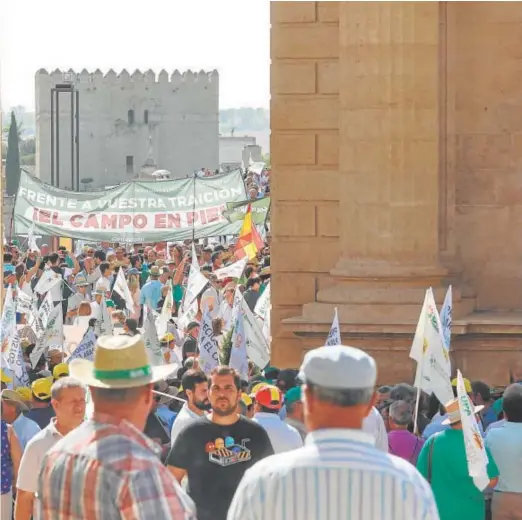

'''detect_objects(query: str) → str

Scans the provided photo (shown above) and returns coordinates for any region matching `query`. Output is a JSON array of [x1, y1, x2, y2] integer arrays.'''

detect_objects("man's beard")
[[212, 403, 237, 417], [194, 399, 211, 411]]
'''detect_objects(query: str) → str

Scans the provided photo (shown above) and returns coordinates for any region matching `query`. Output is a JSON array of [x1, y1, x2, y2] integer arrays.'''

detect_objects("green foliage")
[[219, 326, 234, 366], [261, 152, 270, 169], [6, 112, 21, 196]]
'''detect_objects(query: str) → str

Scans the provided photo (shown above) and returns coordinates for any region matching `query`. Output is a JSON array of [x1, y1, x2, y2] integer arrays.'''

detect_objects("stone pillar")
[[335, 1, 444, 278]]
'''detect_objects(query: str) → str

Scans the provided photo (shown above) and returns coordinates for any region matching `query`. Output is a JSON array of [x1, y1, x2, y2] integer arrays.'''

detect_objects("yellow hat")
[[161, 333, 175, 343], [16, 387, 32, 401], [32, 378, 53, 400], [451, 377, 472, 393], [241, 393, 253, 407], [53, 363, 69, 380], [250, 382, 268, 397], [1, 369, 12, 384]]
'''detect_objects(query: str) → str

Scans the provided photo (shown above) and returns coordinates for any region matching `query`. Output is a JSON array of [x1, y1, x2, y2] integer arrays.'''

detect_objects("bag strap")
[[427, 435, 436, 483]]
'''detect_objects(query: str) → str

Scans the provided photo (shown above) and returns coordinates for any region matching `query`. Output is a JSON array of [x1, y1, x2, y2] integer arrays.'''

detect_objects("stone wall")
[[35, 69, 219, 189], [270, 2, 341, 367]]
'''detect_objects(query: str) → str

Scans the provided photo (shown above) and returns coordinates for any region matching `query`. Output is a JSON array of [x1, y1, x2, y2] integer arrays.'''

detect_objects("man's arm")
[[166, 465, 187, 484], [8, 425, 22, 482], [14, 490, 34, 520]]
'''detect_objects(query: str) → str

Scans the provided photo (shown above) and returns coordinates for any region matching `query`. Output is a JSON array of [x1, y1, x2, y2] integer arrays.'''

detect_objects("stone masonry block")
[[271, 133, 316, 165], [457, 134, 512, 170], [272, 202, 316, 237], [271, 337, 306, 369], [317, 2, 339, 22], [271, 169, 340, 201], [271, 237, 339, 273], [271, 97, 339, 130], [317, 61, 338, 94], [271, 2, 317, 24], [271, 61, 316, 95], [271, 273, 316, 306], [272, 25, 339, 59], [316, 202, 340, 237], [317, 132, 339, 165]]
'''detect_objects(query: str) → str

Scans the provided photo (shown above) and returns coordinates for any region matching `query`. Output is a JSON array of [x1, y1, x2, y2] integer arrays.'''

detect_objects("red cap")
[[255, 385, 282, 410]]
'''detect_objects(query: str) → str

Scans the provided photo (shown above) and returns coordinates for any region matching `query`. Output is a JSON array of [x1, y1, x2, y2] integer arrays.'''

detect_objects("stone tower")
[[35, 68, 219, 189]]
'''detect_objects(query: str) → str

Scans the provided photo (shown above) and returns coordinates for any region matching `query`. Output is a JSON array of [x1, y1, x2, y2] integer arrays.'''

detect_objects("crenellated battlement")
[[35, 68, 219, 86]]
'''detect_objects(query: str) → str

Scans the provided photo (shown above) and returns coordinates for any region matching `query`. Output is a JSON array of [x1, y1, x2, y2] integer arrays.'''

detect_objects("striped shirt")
[[227, 428, 440, 520], [37, 412, 196, 520]]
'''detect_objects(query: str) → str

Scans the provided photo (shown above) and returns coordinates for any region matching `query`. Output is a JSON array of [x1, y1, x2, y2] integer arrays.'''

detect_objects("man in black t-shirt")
[[166, 366, 274, 520]]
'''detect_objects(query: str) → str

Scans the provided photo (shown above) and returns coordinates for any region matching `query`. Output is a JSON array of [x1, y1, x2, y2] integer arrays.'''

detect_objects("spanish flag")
[[234, 204, 264, 260]]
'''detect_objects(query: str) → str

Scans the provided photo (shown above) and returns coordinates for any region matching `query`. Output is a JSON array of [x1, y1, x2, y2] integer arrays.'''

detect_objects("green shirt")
[[417, 429, 498, 520]]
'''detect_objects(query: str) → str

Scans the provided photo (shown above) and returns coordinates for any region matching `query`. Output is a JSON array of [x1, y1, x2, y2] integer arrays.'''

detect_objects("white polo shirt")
[[170, 403, 203, 447], [17, 418, 64, 519], [362, 406, 389, 452], [253, 412, 303, 454]]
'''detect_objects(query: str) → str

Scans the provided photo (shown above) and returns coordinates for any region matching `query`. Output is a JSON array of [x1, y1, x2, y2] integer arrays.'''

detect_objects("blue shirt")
[[1, 420, 12, 494], [139, 280, 163, 310], [485, 422, 522, 492], [156, 404, 176, 431], [13, 413, 41, 451]]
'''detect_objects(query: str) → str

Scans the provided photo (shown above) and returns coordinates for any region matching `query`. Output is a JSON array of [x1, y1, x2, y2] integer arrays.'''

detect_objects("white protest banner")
[[144, 306, 164, 366], [197, 310, 219, 374], [440, 285, 452, 352], [95, 297, 113, 337], [214, 257, 248, 281], [15, 290, 34, 315], [34, 269, 62, 295], [156, 281, 174, 340], [456, 370, 490, 491], [0, 286, 16, 346], [113, 268, 135, 314], [28, 300, 45, 339], [410, 288, 453, 407], [325, 307, 342, 346], [38, 292, 55, 329], [31, 303, 64, 367], [240, 298, 270, 369], [14, 169, 246, 243], [67, 330, 97, 363], [6, 332, 30, 388], [230, 309, 249, 380]]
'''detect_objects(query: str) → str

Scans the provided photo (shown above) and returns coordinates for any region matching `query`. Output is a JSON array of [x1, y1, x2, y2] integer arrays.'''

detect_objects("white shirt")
[[253, 412, 303, 454], [170, 403, 202, 447], [362, 406, 388, 452], [219, 300, 233, 330], [17, 418, 64, 520], [227, 429, 440, 520], [95, 276, 111, 292]]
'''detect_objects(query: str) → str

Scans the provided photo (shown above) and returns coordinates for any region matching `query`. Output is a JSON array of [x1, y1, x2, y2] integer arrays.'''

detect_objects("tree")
[[6, 112, 21, 196]]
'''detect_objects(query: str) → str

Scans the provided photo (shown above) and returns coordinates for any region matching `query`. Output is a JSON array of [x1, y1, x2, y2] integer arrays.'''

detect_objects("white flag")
[[214, 257, 248, 281], [254, 282, 271, 344], [440, 285, 452, 352], [67, 330, 97, 363], [143, 307, 164, 366], [240, 297, 270, 369], [95, 297, 113, 337], [28, 300, 45, 339], [15, 290, 34, 315], [198, 310, 219, 374], [113, 268, 135, 313], [177, 299, 199, 336], [410, 288, 453, 406], [32, 303, 64, 367], [456, 370, 490, 490], [0, 286, 16, 347], [34, 269, 62, 295], [180, 262, 208, 317], [191, 243, 199, 272], [325, 307, 342, 346], [38, 292, 55, 329], [230, 309, 249, 380], [27, 223, 40, 253], [5, 332, 30, 388], [156, 282, 174, 339]]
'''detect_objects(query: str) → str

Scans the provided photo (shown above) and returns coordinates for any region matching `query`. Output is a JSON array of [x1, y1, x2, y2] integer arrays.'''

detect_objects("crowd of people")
[[0, 165, 521, 520]]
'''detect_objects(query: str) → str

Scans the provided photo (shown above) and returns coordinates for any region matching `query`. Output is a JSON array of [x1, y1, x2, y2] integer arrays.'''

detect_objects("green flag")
[[223, 197, 270, 225]]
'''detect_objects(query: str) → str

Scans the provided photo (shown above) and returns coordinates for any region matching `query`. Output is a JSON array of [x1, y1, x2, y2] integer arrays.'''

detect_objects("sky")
[[0, 0, 270, 111]]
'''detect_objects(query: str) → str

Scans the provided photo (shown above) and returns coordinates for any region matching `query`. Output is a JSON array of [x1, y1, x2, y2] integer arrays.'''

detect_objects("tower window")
[[144, 110, 149, 124], [126, 155, 134, 174], [128, 109, 134, 125]]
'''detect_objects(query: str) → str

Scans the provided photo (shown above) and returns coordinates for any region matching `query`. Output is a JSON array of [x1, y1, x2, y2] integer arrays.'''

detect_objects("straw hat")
[[1, 389, 29, 411], [442, 397, 484, 425], [70, 334, 179, 389]]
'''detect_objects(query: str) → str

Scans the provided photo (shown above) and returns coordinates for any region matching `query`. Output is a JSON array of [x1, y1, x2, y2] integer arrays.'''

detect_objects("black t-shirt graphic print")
[[167, 415, 274, 520]]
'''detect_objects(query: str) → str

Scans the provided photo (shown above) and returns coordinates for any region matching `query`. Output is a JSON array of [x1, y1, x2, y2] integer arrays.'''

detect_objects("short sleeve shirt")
[[166, 415, 274, 520]]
